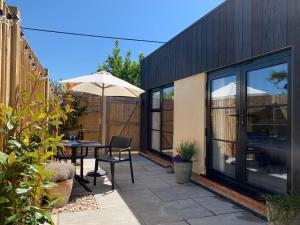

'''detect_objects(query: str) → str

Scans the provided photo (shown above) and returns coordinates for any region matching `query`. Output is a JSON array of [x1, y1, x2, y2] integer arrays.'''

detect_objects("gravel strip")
[[51, 194, 98, 214]]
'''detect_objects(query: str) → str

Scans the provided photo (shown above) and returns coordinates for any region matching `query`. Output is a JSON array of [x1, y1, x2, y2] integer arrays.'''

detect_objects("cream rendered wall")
[[173, 73, 207, 175]]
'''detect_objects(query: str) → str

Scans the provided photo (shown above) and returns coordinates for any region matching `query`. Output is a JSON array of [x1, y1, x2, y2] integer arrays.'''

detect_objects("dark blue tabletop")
[[62, 141, 102, 148]]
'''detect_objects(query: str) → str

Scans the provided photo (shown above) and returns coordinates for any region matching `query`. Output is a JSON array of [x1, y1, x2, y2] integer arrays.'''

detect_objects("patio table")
[[62, 141, 103, 192]]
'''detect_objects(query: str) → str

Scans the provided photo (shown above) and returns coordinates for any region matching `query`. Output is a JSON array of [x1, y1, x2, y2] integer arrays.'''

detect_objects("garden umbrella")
[[60, 71, 144, 144]]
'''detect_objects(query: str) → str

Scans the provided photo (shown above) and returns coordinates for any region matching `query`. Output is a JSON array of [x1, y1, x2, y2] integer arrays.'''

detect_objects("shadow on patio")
[[53, 154, 267, 225]]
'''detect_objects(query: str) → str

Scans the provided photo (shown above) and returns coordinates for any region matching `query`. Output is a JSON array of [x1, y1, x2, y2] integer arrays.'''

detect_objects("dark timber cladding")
[[140, 0, 300, 192]]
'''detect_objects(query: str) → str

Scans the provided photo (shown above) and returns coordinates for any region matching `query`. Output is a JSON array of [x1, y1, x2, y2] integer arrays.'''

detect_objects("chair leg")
[[129, 155, 134, 183], [80, 157, 84, 179], [94, 160, 98, 186], [111, 162, 115, 190]]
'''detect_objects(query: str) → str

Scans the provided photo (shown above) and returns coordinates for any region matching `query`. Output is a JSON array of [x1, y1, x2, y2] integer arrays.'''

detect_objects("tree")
[[97, 40, 144, 87]]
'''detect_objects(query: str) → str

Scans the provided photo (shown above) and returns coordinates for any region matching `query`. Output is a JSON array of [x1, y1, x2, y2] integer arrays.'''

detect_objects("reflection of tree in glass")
[[163, 88, 174, 100], [267, 70, 288, 93]]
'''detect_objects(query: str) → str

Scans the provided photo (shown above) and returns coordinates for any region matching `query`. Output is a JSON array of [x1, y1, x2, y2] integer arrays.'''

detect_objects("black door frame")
[[148, 83, 174, 159], [206, 50, 291, 195]]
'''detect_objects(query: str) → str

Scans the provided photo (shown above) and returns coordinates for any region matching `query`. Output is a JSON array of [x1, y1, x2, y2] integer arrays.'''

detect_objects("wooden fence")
[[0, 1, 48, 149], [0, 1, 48, 108], [78, 95, 141, 149]]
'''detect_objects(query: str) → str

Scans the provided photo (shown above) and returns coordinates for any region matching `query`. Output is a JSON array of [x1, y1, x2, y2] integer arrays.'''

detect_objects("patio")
[[52, 154, 267, 225]]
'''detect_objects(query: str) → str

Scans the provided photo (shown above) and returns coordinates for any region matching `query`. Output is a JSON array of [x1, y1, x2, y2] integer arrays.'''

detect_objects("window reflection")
[[246, 63, 288, 193], [211, 75, 237, 178], [152, 91, 161, 109], [162, 87, 174, 155]]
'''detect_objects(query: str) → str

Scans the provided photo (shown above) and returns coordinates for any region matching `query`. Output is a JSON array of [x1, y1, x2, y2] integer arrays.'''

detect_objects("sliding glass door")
[[150, 85, 174, 157], [208, 52, 290, 194]]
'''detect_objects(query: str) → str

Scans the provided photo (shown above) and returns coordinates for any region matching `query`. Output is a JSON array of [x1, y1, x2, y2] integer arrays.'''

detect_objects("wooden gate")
[[78, 95, 141, 150]]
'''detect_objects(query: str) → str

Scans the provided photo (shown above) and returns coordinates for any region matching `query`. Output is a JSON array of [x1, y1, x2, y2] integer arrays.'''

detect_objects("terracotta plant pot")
[[46, 178, 73, 208], [174, 162, 193, 184], [267, 202, 300, 225]]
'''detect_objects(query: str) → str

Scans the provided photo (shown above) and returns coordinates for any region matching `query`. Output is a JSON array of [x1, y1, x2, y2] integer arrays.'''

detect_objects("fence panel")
[[0, 1, 48, 150], [78, 95, 141, 150]]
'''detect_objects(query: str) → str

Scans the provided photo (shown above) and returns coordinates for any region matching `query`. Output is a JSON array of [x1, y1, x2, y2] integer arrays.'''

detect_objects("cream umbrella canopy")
[[60, 71, 144, 144]]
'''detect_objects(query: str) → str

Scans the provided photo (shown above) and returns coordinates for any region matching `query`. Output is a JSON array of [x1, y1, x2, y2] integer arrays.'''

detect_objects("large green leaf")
[[16, 188, 31, 195], [0, 196, 9, 204], [7, 140, 21, 149], [0, 152, 8, 166]]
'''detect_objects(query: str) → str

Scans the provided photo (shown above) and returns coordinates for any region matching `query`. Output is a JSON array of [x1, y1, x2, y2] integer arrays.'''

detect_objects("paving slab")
[[150, 185, 214, 201], [120, 189, 162, 206], [188, 211, 267, 225], [193, 196, 244, 214], [158, 221, 189, 225], [134, 199, 214, 225]]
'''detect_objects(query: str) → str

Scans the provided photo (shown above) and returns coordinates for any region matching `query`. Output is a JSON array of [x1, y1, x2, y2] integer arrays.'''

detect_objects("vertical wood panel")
[[219, 6, 227, 67], [273, 0, 288, 49], [206, 16, 213, 70], [251, 0, 263, 56], [212, 11, 220, 69], [195, 21, 202, 73], [201, 19, 208, 71], [262, 0, 274, 52], [242, 0, 251, 58], [225, 0, 234, 65], [234, 0, 243, 62]]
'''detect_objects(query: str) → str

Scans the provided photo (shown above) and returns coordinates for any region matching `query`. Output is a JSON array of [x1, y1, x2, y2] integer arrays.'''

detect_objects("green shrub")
[[175, 141, 196, 162], [0, 74, 68, 224], [265, 194, 300, 225]]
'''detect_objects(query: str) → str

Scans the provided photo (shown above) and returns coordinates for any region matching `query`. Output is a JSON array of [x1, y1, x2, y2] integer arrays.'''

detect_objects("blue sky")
[[6, 0, 224, 81]]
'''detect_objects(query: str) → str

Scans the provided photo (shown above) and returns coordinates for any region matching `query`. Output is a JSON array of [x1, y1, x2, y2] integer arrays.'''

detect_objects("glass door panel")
[[151, 91, 161, 151], [246, 63, 288, 193], [162, 86, 174, 156], [210, 75, 237, 178]]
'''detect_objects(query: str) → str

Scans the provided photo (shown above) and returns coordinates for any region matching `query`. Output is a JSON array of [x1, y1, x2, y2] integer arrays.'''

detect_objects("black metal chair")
[[93, 136, 134, 190]]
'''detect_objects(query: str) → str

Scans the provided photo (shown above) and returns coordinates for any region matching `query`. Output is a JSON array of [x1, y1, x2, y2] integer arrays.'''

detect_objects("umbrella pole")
[[101, 84, 106, 145]]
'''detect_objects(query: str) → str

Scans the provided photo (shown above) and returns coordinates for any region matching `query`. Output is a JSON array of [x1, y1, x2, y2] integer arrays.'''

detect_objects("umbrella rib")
[[125, 87, 139, 97], [92, 83, 114, 89]]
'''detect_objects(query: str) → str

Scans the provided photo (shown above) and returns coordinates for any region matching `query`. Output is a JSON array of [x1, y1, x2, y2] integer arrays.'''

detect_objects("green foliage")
[[0, 74, 68, 224], [97, 40, 144, 86], [176, 141, 197, 162], [267, 70, 288, 93], [50, 80, 87, 132], [265, 194, 300, 225]]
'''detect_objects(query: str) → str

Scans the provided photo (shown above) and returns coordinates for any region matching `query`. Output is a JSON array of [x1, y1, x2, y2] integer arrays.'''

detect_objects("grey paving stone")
[[58, 207, 143, 225], [150, 185, 214, 201], [188, 211, 267, 225], [120, 189, 162, 206], [193, 196, 243, 214], [135, 199, 213, 225], [158, 221, 189, 225], [117, 176, 170, 192]]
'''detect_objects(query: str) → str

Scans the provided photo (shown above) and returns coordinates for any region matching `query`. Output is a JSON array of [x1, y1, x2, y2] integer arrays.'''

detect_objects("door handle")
[[229, 114, 245, 126]]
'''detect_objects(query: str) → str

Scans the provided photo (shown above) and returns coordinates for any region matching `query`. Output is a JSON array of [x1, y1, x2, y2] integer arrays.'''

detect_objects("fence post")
[[9, 6, 21, 108]]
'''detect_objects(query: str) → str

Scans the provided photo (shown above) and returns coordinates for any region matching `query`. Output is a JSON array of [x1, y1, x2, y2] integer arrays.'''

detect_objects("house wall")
[[173, 73, 206, 174], [140, 0, 300, 192]]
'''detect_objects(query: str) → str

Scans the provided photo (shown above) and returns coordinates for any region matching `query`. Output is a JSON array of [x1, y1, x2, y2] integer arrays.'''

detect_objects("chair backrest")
[[110, 136, 132, 149]]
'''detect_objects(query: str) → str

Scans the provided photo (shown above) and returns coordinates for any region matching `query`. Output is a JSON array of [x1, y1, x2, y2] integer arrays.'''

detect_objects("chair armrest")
[[118, 147, 131, 160], [95, 145, 111, 158]]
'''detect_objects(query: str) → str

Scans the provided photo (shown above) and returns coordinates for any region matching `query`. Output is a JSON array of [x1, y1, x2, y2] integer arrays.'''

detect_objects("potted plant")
[[45, 162, 75, 208], [173, 141, 196, 184], [265, 194, 300, 225]]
